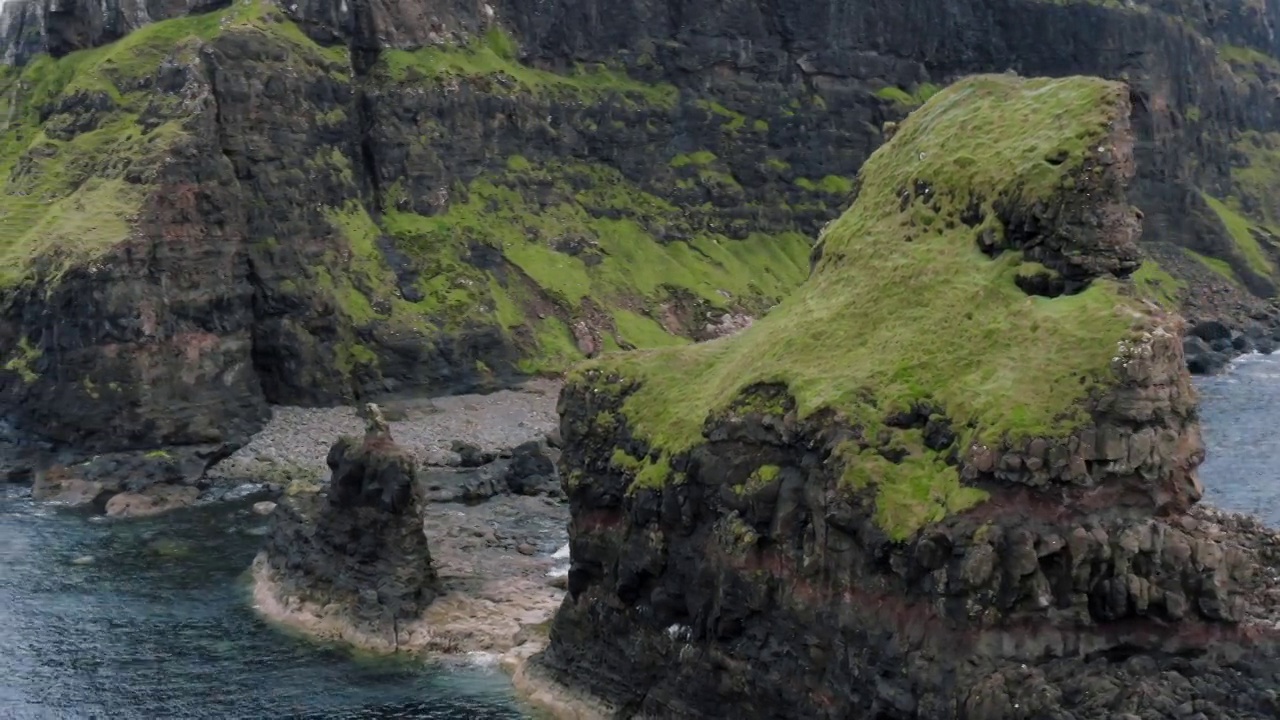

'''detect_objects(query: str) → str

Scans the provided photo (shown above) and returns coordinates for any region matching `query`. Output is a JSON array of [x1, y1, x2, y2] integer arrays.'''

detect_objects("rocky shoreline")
[[235, 383, 575, 680], [3, 358, 1280, 719]]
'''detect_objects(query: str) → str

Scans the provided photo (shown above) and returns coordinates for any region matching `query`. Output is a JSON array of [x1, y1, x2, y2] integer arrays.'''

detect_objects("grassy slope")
[[579, 74, 1152, 539], [0, 2, 349, 288], [0, 5, 817, 374]]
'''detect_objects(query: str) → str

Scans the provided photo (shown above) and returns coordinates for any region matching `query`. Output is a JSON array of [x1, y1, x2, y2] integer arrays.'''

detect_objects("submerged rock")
[[254, 409, 438, 650], [105, 485, 201, 518], [526, 75, 1280, 719]]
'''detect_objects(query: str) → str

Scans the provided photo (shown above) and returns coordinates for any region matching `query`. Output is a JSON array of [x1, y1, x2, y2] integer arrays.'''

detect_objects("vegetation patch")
[[733, 464, 782, 495], [1219, 44, 1280, 80], [839, 439, 988, 542], [1185, 249, 1240, 285], [795, 175, 855, 196], [696, 100, 748, 132], [1201, 192, 1273, 276], [1130, 260, 1185, 308], [2, 337, 40, 383], [574, 74, 1153, 537], [383, 160, 808, 358], [612, 309, 689, 349], [874, 83, 941, 108], [378, 28, 677, 107], [1229, 131, 1280, 229], [0, 0, 349, 288]]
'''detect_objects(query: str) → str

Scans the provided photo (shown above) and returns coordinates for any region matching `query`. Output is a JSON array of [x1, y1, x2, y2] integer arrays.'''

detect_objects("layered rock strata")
[[527, 75, 1280, 719], [6, 0, 1280, 451]]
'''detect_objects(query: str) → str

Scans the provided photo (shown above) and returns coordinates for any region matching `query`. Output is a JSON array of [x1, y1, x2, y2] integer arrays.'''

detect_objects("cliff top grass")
[[0, 0, 347, 288], [578, 74, 1148, 457], [378, 28, 677, 106]]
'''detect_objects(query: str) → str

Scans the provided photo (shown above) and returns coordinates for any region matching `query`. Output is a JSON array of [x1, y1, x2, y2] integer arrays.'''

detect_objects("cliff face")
[[4, 0, 1280, 453], [534, 75, 1280, 719]]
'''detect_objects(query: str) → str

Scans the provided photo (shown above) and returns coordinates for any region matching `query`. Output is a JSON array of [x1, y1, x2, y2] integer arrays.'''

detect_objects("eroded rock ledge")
[[524, 75, 1280, 719]]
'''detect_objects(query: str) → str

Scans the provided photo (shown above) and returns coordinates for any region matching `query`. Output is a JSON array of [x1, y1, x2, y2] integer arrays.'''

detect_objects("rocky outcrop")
[[252, 401, 573, 655], [5, 0, 1280, 448], [527, 75, 1280, 719], [27, 442, 244, 516], [254, 408, 438, 649]]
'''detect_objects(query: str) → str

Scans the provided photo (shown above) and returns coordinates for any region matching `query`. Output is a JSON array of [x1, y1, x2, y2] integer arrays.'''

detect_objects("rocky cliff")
[[4, 0, 1280, 453], [528, 74, 1280, 719]]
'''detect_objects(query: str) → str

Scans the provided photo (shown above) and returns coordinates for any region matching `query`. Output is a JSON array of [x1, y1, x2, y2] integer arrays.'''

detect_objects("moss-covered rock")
[[567, 74, 1196, 536], [534, 73, 1277, 720], [0, 1, 835, 450]]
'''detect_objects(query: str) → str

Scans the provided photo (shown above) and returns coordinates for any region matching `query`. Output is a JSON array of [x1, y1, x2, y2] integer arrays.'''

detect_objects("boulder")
[[1191, 319, 1233, 342], [505, 441, 561, 497], [104, 485, 201, 518]]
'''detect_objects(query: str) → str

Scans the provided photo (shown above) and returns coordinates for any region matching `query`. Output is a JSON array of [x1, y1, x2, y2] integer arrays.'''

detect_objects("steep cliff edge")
[[531, 74, 1280, 719], [0, 1, 816, 452], [6, 0, 1280, 454]]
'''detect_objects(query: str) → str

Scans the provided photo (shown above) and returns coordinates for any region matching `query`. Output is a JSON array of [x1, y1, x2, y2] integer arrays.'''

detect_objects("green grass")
[[517, 317, 584, 375], [386, 161, 809, 318], [574, 74, 1150, 539], [839, 440, 989, 541], [1201, 192, 1273, 276], [612, 309, 690, 349], [1131, 259, 1186, 308], [670, 151, 718, 168], [1186, 249, 1240, 284], [378, 28, 677, 107], [0, 0, 351, 288], [1219, 44, 1280, 74], [1230, 131, 1280, 228], [795, 175, 855, 196], [874, 83, 942, 108]]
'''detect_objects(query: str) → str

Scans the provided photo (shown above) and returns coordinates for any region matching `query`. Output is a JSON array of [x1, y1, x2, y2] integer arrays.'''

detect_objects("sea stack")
[[252, 403, 438, 650], [525, 74, 1280, 718]]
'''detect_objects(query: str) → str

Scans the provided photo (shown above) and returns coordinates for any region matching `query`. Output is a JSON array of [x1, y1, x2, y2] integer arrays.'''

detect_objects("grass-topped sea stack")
[[529, 75, 1280, 718]]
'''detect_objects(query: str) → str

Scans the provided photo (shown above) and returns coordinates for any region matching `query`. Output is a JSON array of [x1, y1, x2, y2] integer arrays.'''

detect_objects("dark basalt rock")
[[418, 439, 563, 503], [261, 423, 438, 636], [3, 0, 1280, 451], [527, 77, 1280, 719]]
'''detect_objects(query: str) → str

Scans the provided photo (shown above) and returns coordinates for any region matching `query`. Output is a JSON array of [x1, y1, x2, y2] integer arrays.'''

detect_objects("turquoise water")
[[0, 492, 532, 719]]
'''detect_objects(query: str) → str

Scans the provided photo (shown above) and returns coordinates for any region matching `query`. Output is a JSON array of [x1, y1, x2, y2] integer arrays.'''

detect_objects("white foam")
[[551, 543, 570, 559], [463, 650, 500, 668]]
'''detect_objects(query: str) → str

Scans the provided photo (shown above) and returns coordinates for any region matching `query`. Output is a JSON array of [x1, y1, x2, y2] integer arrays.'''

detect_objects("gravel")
[[207, 380, 562, 483]]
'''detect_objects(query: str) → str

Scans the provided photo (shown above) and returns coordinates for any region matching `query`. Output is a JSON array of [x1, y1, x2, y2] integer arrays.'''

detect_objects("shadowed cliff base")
[[526, 74, 1280, 719]]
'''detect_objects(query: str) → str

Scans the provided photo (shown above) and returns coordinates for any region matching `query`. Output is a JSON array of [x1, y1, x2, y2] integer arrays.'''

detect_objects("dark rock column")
[[259, 411, 438, 644]]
